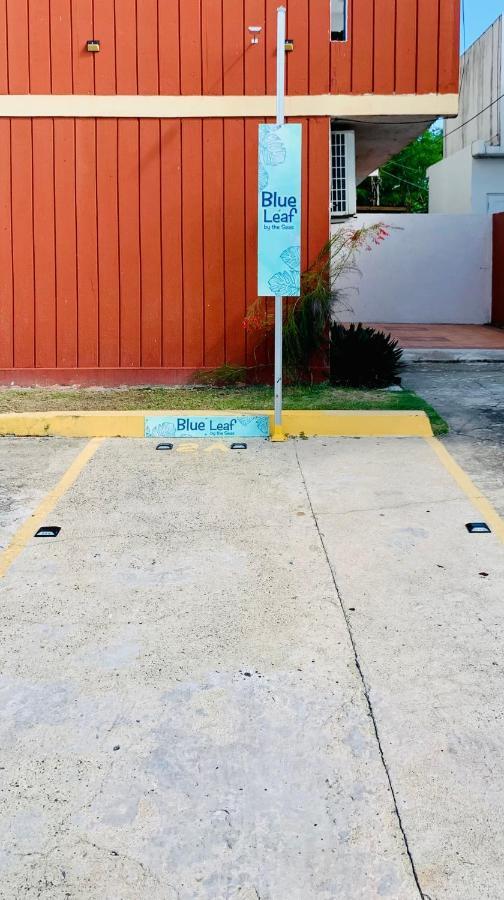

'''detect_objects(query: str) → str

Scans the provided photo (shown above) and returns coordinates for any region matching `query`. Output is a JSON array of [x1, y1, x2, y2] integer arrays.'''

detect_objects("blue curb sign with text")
[[258, 123, 302, 297], [145, 415, 270, 439]]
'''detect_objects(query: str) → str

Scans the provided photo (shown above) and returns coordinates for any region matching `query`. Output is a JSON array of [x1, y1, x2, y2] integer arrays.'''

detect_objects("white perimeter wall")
[[333, 214, 492, 324], [429, 148, 504, 214], [428, 147, 474, 213]]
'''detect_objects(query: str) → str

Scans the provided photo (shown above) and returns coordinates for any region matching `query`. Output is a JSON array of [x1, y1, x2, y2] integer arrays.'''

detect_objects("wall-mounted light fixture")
[[248, 26, 262, 45], [86, 40, 100, 53], [285, 38, 295, 52]]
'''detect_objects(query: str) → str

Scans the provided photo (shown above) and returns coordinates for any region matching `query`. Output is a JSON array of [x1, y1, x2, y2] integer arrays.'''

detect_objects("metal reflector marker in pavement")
[[466, 522, 492, 534], [34, 526, 61, 538]]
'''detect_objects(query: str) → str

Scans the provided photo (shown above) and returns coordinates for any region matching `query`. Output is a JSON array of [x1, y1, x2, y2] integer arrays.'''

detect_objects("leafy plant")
[[357, 127, 442, 213], [244, 223, 390, 382], [329, 323, 403, 388], [191, 364, 247, 387]]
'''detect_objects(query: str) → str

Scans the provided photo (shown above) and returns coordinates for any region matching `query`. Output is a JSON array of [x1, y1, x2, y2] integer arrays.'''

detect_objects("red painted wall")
[[0, 0, 460, 97], [0, 116, 329, 383], [0, 1, 459, 383]]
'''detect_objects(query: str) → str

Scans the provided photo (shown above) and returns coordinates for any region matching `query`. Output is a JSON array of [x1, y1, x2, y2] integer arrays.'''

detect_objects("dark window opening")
[[331, 0, 347, 42]]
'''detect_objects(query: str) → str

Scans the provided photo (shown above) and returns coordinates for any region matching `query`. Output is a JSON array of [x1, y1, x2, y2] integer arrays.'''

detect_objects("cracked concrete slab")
[[297, 438, 504, 900], [1, 435, 504, 899], [0, 438, 418, 900]]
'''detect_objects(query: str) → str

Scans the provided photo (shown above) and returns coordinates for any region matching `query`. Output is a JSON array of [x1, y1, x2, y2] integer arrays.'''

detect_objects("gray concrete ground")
[[405, 362, 504, 517], [0, 436, 504, 899]]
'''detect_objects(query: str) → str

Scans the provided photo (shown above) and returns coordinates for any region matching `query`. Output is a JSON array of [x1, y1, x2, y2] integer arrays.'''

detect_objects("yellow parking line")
[[0, 438, 103, 579], [426, 436, 504, 545]]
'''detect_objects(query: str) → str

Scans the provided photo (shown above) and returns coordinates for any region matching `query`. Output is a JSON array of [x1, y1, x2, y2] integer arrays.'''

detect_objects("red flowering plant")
[[244, 222, 390, 382]]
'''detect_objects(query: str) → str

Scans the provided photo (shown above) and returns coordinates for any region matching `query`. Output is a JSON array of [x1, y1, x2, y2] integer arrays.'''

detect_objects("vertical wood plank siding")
[[0, 1, 459, 380], [0, 1, 460, 97], [0, 116, 328, 375]]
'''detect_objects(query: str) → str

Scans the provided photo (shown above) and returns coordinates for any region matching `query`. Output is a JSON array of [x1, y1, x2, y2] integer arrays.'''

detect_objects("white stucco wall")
[[333, 214, 492, 324], [429, 148, 504, 213], [471, 156, 504, 212], [428, 147, 474, 213]]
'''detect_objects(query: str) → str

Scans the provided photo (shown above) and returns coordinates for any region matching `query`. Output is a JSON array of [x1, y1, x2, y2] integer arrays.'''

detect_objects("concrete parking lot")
[[1, 435, 504, 899]]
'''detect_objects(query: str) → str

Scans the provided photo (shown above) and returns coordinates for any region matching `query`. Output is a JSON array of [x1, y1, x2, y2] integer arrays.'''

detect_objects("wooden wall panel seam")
[[137, 118, 143, 364], [95, 119, 101, 365], [1, 2, 8, 92], [158, 118, 163, 365], [116, 119, 121, 364], [52, 118, 58, 363], [199, 116, 207, 366], [74, 119, 79, 366], [0, 120, 13, 366], [30, 119, 36, 366]]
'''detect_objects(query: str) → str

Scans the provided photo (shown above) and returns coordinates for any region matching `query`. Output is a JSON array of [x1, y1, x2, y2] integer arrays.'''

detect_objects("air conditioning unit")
[[330, 128, 356, 218]]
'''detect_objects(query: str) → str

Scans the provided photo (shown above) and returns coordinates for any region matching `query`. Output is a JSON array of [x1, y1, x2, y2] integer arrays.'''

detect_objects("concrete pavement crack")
[[75, 837, 170, 890], [315, 493, 465, 518], [294, 444, 426, 900]]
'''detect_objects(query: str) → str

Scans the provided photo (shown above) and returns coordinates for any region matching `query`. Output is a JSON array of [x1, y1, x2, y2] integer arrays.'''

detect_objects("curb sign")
[[145, 416, 270, 439], [258, 123, 302, 297]]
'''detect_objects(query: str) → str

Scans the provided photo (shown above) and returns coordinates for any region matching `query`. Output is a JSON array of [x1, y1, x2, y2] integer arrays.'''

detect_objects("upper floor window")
[[331, 0, 347, 41]]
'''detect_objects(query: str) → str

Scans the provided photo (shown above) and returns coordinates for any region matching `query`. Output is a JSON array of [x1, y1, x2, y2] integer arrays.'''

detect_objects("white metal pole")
[[273, 5, 286, 440], [276, 6, 286, 126]]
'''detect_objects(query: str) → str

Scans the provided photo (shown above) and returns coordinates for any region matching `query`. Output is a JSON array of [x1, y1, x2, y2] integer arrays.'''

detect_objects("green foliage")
[[357, 128, 443, 213], [330, 323, 404, 388], [282, 239, 334, 380], [190, 364, 247, 387], [245, 223, 390, 382]]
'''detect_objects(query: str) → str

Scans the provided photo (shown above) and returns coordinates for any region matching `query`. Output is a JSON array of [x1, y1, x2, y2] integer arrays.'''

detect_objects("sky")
[[462, 0, 503, 49]]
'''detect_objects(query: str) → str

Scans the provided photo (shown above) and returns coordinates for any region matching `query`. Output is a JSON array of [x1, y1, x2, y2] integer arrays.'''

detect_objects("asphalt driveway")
[[405, 362, 504, 516], [0, 435, 503, 899]]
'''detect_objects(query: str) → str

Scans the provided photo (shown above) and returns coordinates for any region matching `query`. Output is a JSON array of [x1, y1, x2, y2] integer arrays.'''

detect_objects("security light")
[[248, 25, 262, 45]]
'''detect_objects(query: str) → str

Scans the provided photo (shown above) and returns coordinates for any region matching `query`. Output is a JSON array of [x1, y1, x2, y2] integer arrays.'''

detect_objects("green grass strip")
[[0, 384, 449, 436]]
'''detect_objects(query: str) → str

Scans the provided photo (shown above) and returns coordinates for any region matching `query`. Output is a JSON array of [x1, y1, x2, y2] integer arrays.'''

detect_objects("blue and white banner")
[[145, 415, 270, 440], [258, 124, 302, 297]]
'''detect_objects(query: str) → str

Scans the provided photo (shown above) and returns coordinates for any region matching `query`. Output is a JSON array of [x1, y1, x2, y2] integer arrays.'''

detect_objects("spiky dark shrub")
[[330, 323, 403, 388]]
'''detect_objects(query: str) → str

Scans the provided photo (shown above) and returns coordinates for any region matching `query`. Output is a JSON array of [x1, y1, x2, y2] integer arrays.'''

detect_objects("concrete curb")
[[0, 409, 433, 438], [403, 349, 504, 363]]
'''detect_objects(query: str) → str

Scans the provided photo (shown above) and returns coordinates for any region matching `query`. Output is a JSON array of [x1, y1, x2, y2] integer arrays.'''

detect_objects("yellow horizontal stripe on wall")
[[0, 94, 459, 119]]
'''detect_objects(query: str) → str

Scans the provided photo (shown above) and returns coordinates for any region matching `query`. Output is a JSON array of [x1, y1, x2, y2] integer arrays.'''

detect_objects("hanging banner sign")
[[258, 124, 302, 297]]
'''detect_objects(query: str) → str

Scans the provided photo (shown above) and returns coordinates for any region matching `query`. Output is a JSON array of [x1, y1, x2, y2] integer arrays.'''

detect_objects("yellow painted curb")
[[280, 410, 433, 437], [0, 411, 145, 438], [0, 409, 433, 438]]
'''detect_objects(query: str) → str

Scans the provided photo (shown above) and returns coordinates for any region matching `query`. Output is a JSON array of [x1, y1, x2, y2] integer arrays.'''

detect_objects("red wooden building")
[[0, 0, 460, 385]]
